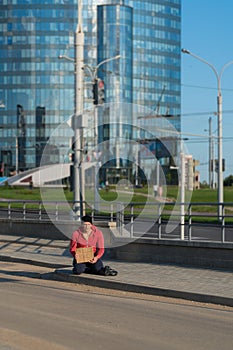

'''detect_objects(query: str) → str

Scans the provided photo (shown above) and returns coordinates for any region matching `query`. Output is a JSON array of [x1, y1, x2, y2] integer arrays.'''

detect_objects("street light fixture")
[[59, 0, 84, 220], [181, 48, 233, 220], [83, 55, 120, 82], [58, 55, 75, 63]]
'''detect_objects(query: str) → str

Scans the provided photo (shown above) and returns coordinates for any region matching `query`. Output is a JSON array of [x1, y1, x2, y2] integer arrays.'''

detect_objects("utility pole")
[[208, 117, 215, 189], [15, 136, 18, 175], [59, 41, 119, 215], [182, 48, 233, 220], [180, 150, 185, 240], [83, 55, 120, 211], [72, 0, 84, 220]]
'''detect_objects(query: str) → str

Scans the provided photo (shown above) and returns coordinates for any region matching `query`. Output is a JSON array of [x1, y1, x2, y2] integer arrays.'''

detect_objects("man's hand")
[[89, 256, 98, 264]]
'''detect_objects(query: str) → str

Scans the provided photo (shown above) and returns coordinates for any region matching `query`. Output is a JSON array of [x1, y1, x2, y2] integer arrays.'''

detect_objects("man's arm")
[[95, 230, 105, 259], [69, 232, 77, 257]]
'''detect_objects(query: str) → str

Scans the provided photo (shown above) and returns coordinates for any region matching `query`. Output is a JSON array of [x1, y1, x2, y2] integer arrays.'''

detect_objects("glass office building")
[[0, 0, 181, 176]]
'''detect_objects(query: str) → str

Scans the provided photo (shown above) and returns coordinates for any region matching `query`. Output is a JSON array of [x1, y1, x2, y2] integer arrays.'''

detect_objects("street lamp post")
[[15, 136, 18, 175], [207, 116, 215, 189], [170, 140, 186, 240], [73, 2, 84, 219], [59, 54, 120, 213], [83, 55, 120, 210], [208, 117, 213, 189], [181, 48, 233, 220], [59, 0, 84, 220]]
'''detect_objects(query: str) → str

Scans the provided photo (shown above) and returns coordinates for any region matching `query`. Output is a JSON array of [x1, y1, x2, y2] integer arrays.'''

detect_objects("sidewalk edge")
[[51, 269, 233, 308], [0, 254, 70, 269]]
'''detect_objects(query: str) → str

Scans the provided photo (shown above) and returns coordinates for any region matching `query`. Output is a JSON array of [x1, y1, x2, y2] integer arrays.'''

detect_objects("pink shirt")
[[70, 224, 105, 260]]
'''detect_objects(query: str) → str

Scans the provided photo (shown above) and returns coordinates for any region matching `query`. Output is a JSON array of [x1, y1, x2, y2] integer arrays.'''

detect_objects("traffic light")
[[92, 79, 105, 105], [17, 104, 24, 128], [98, 79, 105, 105], [214, 159, 225, 172], [71, 153, 74, 162], [70, 165, 74, 192], [92, 79, 98, 105]]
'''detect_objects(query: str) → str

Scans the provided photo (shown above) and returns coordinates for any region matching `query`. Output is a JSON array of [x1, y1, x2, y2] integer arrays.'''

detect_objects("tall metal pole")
[[59, 51, 120, 215], [72, 0, 84, 219], [211, 119, 215, 189], [208, 117, 212, 189], [83, 55, 120, 211], [182, 49, 233, 220], [135, 141, 139, 186], [180, 150, 185, 240], [15, 136, 18, 175], [94, 104, 99, 211], [217, 90, 223, 218], [156, 160, 160, 192]]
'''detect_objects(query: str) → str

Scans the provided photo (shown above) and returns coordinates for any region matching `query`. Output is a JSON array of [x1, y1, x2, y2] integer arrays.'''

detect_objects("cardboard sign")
[[75, 247, 94, 263]]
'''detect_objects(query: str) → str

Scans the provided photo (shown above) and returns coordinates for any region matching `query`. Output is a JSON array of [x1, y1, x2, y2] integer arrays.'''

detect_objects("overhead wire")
[[181, 83, 233, 116]]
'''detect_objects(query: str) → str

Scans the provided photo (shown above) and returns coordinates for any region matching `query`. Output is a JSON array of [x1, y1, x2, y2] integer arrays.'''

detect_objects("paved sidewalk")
[[0, 234, 233, 307]]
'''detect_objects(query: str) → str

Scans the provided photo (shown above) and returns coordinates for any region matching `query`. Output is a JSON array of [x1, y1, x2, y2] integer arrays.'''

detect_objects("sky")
[[181, 0, 233, 183]]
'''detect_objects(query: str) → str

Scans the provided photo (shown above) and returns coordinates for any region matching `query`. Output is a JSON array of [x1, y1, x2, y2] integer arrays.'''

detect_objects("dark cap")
[[81, 215, 92, 224]]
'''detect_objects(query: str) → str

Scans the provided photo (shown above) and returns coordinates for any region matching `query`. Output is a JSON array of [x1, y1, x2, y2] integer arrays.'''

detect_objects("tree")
[[224, 175, 233, 186]]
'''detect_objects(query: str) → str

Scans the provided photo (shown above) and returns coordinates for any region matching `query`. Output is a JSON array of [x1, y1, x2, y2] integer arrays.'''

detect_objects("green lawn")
[[1, 184, 233, 203], [1, 184, 233, 221], [0, 186, 42, 201]]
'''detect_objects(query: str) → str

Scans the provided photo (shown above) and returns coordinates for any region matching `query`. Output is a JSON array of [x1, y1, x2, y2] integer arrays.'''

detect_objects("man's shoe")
[[103, 266, 118, 276]]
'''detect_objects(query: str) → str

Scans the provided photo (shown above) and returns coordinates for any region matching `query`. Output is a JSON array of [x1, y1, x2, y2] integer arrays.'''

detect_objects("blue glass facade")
[[130, 0, 181, 117], [97, 4, 133, 104], [0, 0, 76, 172], [0, 0, 181, 174]]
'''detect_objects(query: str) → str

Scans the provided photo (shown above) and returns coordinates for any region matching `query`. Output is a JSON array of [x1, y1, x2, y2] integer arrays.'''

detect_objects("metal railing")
[[114, 201, 233, 243], [0, 199, 233, 243]]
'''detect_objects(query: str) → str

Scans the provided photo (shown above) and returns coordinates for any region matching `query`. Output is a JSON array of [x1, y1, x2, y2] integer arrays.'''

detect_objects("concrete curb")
[[1, 254, 233, 308], [51, 268, 233, 308], [0, 254, 70, 269]]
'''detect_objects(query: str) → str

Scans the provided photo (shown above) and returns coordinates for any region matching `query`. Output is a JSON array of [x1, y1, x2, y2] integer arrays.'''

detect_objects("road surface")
[[0, 262, 232, 350]]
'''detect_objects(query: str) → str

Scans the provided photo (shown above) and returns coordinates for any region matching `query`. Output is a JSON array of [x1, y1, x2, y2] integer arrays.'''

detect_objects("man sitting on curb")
[[70, 215, 118, 276]]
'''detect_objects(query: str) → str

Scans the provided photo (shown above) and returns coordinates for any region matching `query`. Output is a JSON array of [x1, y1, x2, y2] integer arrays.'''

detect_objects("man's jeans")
[[73, 258, 104, 275]]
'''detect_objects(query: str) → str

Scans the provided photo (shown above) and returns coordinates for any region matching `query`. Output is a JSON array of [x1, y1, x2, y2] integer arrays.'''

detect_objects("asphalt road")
[[0, 262, 232, 350], [119, 219, 233, 242]]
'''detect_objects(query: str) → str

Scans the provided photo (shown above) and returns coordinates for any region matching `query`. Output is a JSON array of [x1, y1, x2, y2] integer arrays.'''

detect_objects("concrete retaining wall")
[[106, 237, 233, 270], [0, 219, 70, 240], [1, 219, 233, 270]]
